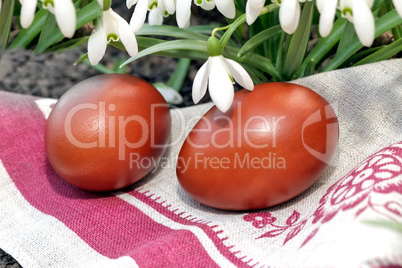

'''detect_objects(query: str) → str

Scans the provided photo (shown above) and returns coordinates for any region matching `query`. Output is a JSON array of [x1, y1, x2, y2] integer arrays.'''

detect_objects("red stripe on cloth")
[[130, 190, 252, 268], [0, 92, 218, 266]]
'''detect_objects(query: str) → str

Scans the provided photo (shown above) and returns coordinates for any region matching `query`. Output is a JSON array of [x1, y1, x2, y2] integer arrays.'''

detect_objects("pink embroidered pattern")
[[243, 143, 402, 247]]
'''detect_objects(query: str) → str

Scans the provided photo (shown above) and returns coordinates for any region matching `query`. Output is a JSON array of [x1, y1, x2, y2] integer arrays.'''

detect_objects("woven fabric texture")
[[0, 59, 401, 267]]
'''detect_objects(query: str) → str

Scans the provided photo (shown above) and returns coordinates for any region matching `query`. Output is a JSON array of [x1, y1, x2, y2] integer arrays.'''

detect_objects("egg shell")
[[176, 82, 338, 210], [45, 74, 171, 191]]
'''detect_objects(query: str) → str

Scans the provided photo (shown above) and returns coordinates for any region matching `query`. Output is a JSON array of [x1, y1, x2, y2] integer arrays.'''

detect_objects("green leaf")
[[295, 18, 347, 78], [121, 39, 208, 66], [363, 220, 402, 234], [323, 9, 402, 72], [167, 58, 191, 92], [37, 13, 57, 49], [336, 20, 356, 55], [0, 0, 15, 51], [9, 9, 48, 49], [74, 53, 88, 65], [282, 1, 314, 80], [47, 36, 89, 52], [353, 38, 402, 66], [137, 24, 209, 40], [34, 0, 102, 53], [238, 25, 282, 57]]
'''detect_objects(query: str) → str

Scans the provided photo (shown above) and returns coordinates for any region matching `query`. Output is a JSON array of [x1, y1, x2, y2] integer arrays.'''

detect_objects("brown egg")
[[176, 82, 338, 210], [45, 74, 171, 191]]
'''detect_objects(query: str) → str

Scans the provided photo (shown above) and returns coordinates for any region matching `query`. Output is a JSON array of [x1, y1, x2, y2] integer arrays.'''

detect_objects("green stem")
[[103, 0, 112, 10], [167, 58, 191, 92]]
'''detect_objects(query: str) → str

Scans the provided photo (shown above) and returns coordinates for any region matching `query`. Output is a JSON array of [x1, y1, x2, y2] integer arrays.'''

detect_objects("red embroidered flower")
[[243, 212, 277, 228]]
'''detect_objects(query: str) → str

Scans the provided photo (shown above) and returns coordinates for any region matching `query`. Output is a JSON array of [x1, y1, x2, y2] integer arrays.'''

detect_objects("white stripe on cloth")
[[0, 160, 138, 268], [117, 192, 238, 268]]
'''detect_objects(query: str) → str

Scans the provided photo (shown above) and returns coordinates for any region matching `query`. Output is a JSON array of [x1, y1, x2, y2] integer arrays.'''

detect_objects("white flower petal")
[[316, 0, 326, 13], [224, 58, 254, 91], [208, 56, 235, 113], [393, 0, 402, 17], [163, 0, 175, 14], [127, 0, 139, 8], [319, 0, 337, 37], [246, 0, 265, 25], [340, 0, 353, 21], [20, 0, 38, 28], [279, 0, 301, 34], [54, 0, 76, 38], [353, 0, 375, 47], [130, 0, 148, 32], [192, 60, 210, 104], [88, 28, 108, 65], [148, 9, 164, 25], [0, 1, 2, 13], [113, 11, 138, 57], [176, 0, 192, 28], [215, 0, 236, 19], [200, 0, 216, 11], [153, 83, 183, 104]]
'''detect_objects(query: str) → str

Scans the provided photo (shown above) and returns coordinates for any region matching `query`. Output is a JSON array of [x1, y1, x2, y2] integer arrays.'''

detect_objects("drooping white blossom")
[[317, 0, 375, 47], [41, 0, 77, 38], [246, 0, 265, 25], [176, 0, 235, 28], [192, 55, 254, 112], [128, 0, 175, 33], [88, 8, 138, 65], [279, 0, 301, 34], [19, 0, 38, 29]]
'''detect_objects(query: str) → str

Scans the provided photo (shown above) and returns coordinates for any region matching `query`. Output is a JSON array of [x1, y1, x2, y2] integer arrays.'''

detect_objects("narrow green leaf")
[[74, 53, 88, 65], [137, 24, 209, 40], [323, 9, 402, 72], [238, 25, 282, 57], [296, 18, 347, 78], [121, 40, 208, 66], [9, 9, 48, 49], [34, 0, 102, 53], [275, 32, 286, 73], [0, 0, 15, 50], [363, 220, 402, 234], [167, 58, 191, 92], [353, 38, 402, 66], [47, 36, 89, 52], [282, 1, 314, 80], [384, 0, 402, 39], [336, 20, 356, 55], [37, 13, 57, 48]]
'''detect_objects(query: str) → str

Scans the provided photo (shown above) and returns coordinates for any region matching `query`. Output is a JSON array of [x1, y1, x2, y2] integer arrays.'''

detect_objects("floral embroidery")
[[243, 142, 402, 247]]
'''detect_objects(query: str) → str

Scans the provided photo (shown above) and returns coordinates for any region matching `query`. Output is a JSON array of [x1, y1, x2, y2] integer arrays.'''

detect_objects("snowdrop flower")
[[19, 0, 38, 29], [41, 0, 77, 38], [176, 0, 236, 28], [128, 0, 175, 33], [246, 0, 265, 25], [192, 37, 254, 113], [317, 0, 375, 46], [278, 0, 302, 34], [88, 8, 138, 65]]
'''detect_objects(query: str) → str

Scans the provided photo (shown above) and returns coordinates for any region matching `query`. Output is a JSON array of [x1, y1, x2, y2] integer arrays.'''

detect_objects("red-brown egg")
[[45, 74, 171, 191], [176, 82, 338, 210]]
